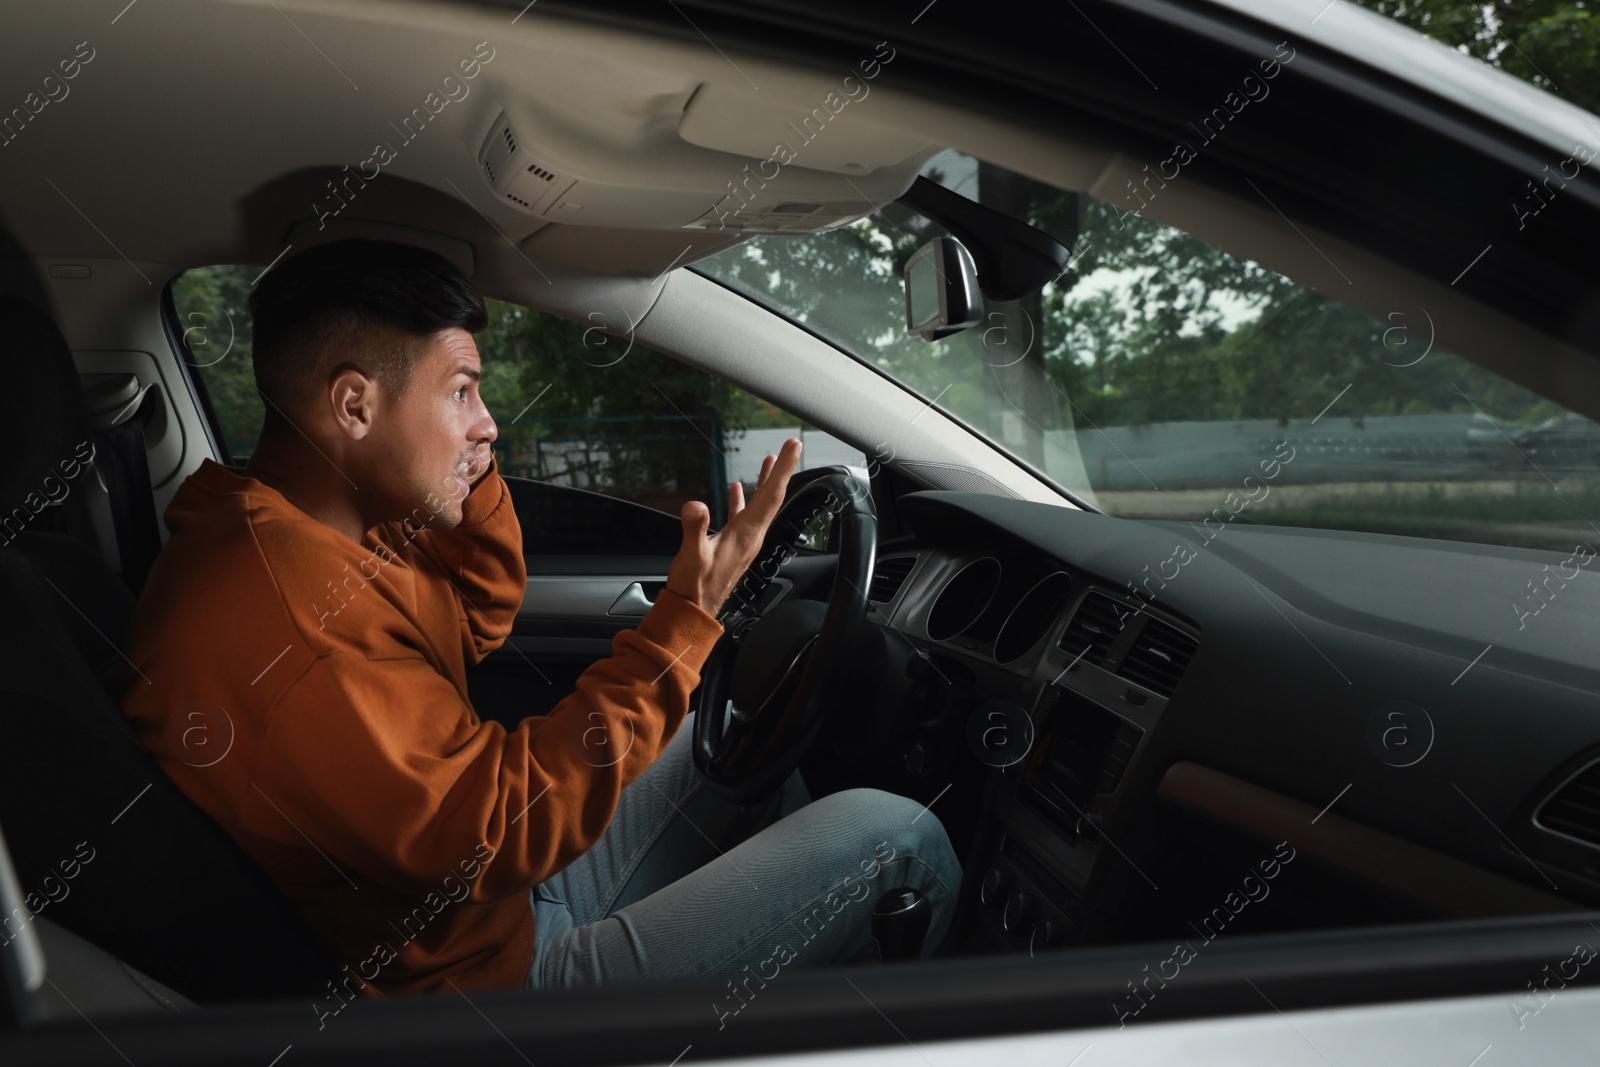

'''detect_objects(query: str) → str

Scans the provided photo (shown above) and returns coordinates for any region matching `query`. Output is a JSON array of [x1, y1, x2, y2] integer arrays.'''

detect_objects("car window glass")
[[170, 266, 862, 534], [698, 151, 1600, 552]]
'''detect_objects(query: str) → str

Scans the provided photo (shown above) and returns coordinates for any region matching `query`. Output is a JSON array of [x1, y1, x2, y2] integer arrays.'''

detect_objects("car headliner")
[[0, 2, 943, 289], [3, 0, 1599, 428], [0, 0, 1578, 275]]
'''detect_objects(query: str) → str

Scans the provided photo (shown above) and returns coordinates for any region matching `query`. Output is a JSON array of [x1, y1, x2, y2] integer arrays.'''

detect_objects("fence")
[[1059, 413, 1600, 493]]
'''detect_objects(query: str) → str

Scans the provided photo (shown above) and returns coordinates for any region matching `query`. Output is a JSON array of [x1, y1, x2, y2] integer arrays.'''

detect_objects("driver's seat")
[[0, 295, 342, 1002]]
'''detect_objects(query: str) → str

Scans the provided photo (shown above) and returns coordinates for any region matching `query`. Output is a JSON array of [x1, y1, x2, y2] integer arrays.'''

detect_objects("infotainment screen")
[[1020, 689, 1140, 834]]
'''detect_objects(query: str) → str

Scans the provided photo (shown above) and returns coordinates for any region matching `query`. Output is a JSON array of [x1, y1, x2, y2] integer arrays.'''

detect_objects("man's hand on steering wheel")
[[665, 438, 803, 617]]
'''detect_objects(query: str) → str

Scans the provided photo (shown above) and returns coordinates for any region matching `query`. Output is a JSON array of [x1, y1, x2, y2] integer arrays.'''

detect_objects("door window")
[[169, 266, 857, 549]]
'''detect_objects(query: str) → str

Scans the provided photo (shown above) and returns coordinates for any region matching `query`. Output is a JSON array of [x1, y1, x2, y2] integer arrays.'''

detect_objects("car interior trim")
[[1159, 760, 1576, 917]]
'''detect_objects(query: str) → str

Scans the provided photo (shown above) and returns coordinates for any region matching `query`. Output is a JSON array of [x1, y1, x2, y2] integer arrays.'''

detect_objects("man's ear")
[[328, 367, 379, 441]]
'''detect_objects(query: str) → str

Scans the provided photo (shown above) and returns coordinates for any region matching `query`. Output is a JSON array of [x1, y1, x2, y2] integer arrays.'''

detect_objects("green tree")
[[1351, 0, 1600, 114], [169, 264, 260, 457], [473, 298, 792, 515]]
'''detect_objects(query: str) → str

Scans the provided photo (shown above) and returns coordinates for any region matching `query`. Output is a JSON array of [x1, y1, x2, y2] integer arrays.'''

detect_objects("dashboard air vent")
[[1057, 591, 1127, 665], [870, 554, 917, 605], [1538, 762, 1600, 848], [1117, 619, 1198, 698]]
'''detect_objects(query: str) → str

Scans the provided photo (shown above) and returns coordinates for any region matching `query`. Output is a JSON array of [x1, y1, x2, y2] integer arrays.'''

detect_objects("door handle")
[[608, 582, 656, 617]]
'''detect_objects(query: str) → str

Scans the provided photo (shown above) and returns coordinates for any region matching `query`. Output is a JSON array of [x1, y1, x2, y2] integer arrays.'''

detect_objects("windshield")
[[696, 149, 1600, 553]]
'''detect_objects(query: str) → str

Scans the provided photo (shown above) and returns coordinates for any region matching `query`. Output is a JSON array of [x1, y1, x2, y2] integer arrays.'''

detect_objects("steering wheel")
[[691, 467, 877, 806]]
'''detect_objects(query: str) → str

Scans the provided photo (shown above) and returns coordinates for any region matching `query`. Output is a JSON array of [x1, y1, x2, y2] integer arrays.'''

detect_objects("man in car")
[[121, 239, 962, 1000]]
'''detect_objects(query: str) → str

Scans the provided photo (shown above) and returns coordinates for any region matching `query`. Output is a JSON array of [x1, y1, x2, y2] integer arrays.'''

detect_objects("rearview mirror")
[[904, 236, 981, 342]]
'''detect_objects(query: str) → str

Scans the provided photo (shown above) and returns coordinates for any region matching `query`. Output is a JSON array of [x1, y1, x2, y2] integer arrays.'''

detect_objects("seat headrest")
[[0, 298, 94, 519]]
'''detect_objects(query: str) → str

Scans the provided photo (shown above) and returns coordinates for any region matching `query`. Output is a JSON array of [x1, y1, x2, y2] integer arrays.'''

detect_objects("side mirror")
[[904, 236, 981, 341]]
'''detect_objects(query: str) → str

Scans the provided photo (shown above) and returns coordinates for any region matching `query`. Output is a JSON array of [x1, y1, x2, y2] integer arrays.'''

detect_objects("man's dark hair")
[[248, 239, 488, 417]]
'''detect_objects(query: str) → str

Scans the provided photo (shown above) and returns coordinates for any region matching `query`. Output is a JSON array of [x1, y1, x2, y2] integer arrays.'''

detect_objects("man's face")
[[367, 326, 497, 530]]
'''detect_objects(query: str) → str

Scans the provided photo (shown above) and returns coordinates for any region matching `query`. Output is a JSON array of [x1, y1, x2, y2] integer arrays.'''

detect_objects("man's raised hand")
[[665, 438, 803, 617]]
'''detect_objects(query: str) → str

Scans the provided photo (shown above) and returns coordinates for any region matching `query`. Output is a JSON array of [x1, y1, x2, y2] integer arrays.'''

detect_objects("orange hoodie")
[[121, 459, 723, 998]]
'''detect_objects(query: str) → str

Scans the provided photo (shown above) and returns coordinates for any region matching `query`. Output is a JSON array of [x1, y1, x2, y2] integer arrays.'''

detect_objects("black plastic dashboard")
[[876, 490, 1600, 952]]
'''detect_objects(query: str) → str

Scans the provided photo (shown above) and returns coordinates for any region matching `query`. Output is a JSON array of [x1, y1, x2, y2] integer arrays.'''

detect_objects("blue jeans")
[[525, 709, 963, 991]]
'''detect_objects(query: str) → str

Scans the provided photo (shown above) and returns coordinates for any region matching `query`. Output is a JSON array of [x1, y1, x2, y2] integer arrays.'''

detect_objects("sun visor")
[[677, 82, 929, 176]]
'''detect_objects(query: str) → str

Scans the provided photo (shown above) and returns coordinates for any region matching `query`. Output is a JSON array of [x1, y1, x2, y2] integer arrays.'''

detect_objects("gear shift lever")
[[871, 886, 931, 962]]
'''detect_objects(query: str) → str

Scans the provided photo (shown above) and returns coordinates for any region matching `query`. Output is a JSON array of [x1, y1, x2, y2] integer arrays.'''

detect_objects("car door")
[[465, 477, 685, 723]]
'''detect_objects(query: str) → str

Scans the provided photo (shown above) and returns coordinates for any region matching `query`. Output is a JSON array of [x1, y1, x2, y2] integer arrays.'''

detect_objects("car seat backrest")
[[8, 532, 135, 705], [0, 298, 343, 1003], [0, 298, 94, 551]]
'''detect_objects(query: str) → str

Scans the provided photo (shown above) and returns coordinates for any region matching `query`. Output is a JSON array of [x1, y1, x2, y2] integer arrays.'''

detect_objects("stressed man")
[[122, 239, 961, 999]]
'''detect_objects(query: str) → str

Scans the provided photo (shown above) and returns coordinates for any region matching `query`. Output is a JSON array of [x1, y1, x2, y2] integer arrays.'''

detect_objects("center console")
[[971, 664, 1164, 954], [878, 549, 1197, 958]]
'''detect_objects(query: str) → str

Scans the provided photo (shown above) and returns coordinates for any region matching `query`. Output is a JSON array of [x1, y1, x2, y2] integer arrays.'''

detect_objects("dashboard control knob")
[[980, 866, 1008, 908], [1002, 890, 1033, 935], [1029, 918, 1061, 954], [1075, 812, 1103, 841]]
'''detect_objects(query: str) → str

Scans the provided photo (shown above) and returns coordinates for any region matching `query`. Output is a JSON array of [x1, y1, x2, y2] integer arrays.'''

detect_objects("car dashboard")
[[859, 490, 1600, 957]]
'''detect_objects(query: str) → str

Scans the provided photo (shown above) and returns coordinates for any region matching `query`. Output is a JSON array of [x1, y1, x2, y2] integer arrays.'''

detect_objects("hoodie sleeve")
[[370, 461, 526, 664], [254, 587, 723, 901]]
